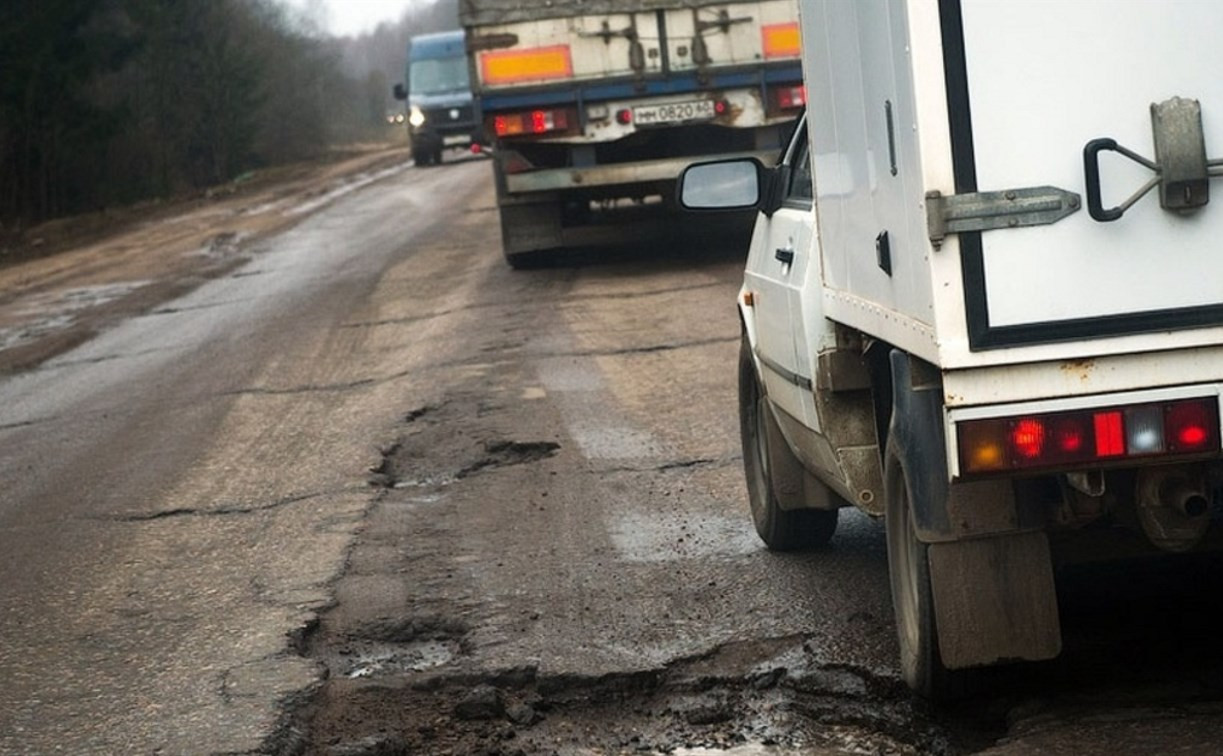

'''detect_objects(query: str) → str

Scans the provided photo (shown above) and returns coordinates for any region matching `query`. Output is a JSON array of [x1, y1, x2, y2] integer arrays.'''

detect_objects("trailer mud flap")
[[928, 531, 1061, 669]]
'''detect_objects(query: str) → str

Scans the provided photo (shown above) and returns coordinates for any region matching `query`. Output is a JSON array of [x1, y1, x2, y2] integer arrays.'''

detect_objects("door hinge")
[[926, 186, 1081, 248]]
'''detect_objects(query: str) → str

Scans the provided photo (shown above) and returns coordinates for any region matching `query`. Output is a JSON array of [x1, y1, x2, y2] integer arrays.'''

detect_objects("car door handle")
[[774, 247, 795, 264]]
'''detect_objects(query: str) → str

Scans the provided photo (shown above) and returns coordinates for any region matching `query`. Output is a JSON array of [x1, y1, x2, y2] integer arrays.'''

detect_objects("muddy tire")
[[884, 448, 950, 699], [739, 333, 837, 550]]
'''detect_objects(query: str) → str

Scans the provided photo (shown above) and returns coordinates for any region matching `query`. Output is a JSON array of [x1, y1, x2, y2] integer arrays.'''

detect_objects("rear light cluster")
[[957, 397, 1221, 476], [493, 108, 571, 137], [776, 85, 807, 110]]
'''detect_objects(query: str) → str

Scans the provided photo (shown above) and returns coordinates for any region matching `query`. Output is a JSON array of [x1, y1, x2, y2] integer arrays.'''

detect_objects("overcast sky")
[[283, 0, 414, 37]]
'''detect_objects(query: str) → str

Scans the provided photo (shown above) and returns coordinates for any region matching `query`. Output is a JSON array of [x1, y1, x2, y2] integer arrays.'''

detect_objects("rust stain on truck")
[[1061, 358, 1096, 382]]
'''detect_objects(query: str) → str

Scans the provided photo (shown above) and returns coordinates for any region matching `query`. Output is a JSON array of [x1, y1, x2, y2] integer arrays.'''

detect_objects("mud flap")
[[927, 531, 1061, 669], [500, 201, 563, 256]]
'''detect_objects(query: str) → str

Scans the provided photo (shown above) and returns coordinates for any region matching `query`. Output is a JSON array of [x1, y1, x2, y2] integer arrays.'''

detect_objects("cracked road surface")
[[0, 155, 481, 753], [7, 153, 1223, 755]]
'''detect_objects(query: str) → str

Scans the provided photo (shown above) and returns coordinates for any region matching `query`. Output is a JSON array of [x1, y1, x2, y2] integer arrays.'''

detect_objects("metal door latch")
[[926, 186, 1082, 248], [1084, 96, 1223, 222]]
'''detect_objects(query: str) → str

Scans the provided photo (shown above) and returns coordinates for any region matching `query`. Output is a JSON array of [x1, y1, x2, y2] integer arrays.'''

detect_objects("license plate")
[[443, 135, 470, 146], [632, 99, 716, 126]]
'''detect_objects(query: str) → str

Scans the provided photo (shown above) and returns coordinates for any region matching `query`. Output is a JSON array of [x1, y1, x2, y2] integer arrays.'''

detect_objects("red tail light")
[[958, 397, 1221, 476], [1167, 400, 1215, 452], [1011, 419, 1045, 460], [777, 85, 807, 110], [492, 108, 572, 137]]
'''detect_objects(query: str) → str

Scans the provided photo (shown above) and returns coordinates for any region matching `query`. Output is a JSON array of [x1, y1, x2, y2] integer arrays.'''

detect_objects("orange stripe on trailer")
[[762, 22, 801, 59], [480, 45, 573, 85]]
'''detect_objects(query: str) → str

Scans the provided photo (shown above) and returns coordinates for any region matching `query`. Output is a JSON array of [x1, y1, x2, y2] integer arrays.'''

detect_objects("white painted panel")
[[805, 0, 936, 355], [962, 0, 1223, 327], [665, 2, 801, 71]]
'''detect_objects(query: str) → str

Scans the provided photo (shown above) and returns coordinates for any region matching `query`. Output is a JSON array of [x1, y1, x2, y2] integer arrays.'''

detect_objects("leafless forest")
[[0, 0, 457, 227]]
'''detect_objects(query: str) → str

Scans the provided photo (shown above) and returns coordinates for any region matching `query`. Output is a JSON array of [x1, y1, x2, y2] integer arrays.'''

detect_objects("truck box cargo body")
[[800, 0, 1223, 474], [679, 0, 1223, 697], [459, 0, 806, 265]]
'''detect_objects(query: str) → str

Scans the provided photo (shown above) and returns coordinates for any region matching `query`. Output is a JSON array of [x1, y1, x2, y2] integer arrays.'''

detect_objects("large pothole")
[[290, 632, 956, 756]]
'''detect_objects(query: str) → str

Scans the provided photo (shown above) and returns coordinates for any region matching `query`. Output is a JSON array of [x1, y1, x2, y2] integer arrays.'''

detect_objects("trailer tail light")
[[480, 45, 573, 86], [776, 85, 807, 111], [492, 108, 572, 137], [957, 397, 1221, 476], [762, 22, 801, 59]]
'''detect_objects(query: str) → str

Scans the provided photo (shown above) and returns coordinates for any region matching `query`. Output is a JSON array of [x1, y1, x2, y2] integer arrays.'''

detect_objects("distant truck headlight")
[[409, 107, 426, 127]]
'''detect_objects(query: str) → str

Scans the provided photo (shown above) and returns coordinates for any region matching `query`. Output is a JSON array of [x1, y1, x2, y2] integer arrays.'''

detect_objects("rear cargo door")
[[945, 0, 1223, 350]]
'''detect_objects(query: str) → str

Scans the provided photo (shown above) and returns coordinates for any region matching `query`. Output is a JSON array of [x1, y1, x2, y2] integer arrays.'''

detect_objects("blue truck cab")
[[393, 30, 481, 166]]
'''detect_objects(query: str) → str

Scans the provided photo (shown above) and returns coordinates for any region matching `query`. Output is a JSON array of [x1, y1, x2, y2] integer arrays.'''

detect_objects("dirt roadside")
[[0, 144, 416, 374]]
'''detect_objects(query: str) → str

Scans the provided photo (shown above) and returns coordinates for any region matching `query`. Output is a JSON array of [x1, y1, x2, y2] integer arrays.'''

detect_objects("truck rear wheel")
[[739, 334, 837, 550], [885, 450, 950, 699]]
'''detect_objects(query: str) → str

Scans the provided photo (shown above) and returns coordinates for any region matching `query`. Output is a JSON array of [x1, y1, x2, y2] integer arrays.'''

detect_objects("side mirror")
[[392, 83, 407, 101], [677, 158, 764, 211]]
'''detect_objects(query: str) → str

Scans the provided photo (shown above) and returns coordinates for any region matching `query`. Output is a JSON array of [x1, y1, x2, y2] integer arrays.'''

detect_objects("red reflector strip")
[[1093, 411, 1125, 457]]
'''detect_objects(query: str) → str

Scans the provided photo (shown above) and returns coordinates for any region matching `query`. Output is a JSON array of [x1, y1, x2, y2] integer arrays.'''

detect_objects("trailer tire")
[[740, 334, 837, 551], [885, 448, 950, 699]]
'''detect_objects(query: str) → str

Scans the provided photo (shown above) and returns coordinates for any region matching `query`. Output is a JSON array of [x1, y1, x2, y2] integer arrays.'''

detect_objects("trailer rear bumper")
[[504, 150, 777, 194]]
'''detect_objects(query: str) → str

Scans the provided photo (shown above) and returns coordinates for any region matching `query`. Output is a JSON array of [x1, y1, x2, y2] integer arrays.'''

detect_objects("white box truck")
[[459, 0, 807, 266], [680, 0, 1223, 697]]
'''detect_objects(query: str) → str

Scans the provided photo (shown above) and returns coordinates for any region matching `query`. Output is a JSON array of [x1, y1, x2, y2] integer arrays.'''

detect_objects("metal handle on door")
[[774, 247, 795, 264]]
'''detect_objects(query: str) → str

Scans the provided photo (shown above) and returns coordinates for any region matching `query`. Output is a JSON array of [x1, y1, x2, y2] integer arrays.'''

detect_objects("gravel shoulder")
[[0, 144, 413, 374]]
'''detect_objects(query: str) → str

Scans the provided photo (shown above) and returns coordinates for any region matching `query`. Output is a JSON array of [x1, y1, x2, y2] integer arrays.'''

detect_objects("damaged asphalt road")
[[7, 155, 1223, 754]]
